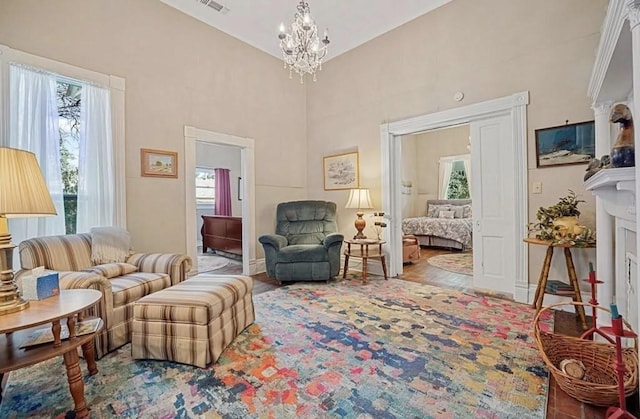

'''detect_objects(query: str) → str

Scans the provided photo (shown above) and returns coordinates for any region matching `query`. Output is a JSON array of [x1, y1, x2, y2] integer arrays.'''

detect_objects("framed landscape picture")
[[323, 152, 359, 190], [141, 148, 178, 178], [535, 121, 595, 168]]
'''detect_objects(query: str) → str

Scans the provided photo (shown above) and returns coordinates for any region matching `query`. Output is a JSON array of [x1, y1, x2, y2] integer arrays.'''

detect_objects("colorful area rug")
[[428, 252, 474, 276], [1, 278, 551, 418]]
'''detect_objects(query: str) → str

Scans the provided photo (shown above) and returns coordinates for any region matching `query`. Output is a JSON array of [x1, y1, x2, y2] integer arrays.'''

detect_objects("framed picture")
[[323, 151, 359, 190], [535, 121, 595, 168], [140, 148, 178, 178]]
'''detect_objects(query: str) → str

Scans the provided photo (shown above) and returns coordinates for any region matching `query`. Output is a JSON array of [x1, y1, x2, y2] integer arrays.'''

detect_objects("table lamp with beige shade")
[[0, 147, 57, 314], [345, 188, 373, 240]]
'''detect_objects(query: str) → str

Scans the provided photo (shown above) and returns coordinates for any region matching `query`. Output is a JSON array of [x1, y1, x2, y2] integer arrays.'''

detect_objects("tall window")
[[446, 161, 470, 199], [195, 167, 215, 207], [438, 154, 471, 199], [57, 80, 81, 233], [7, 62, 117, 244]]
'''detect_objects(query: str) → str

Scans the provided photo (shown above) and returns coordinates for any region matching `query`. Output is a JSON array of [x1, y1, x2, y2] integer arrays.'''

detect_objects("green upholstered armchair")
[[258, 200, 344, 282]]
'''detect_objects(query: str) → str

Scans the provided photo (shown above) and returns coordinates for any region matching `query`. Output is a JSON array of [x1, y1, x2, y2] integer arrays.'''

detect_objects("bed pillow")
[[427, 204, 451, 218], [438, 210, 455, 219], [450, 205, 465, 218], [462, 204, 473, 218]]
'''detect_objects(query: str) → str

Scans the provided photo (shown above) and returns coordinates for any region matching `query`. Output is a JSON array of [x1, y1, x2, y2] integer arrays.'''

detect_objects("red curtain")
[[214, 168, 232, 216]]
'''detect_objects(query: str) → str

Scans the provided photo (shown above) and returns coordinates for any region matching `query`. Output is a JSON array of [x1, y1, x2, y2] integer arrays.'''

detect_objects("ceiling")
[[159, 0, 453, 60]]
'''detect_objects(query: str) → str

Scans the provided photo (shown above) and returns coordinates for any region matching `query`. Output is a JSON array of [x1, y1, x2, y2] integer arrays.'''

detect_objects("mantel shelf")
[[584, 167, 636, 222], [584, 167, 635, 191]]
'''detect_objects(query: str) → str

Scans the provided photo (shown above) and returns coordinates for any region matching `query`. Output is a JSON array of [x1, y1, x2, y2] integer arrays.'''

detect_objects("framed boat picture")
[[535, 121, 595, 168]]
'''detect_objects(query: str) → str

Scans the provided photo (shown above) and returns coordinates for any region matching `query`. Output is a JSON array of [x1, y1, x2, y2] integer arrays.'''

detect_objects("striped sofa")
[[16, 233, 192, 358], [132, 274, 254, 368]]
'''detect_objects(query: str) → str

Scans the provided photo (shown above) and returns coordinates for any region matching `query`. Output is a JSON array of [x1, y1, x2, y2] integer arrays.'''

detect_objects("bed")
[[401, 199, 472, 250]]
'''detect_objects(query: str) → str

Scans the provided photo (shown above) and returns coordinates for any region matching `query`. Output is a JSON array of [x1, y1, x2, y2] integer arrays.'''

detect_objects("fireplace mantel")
[[585, 167, 636, 222]]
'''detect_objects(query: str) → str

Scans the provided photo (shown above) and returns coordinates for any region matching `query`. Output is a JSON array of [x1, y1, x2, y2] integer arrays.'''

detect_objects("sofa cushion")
[[18, 233, 93, 271], [276, 245, 329, 263], [83, 262, 138, 279], [110, 272, 170, 307]]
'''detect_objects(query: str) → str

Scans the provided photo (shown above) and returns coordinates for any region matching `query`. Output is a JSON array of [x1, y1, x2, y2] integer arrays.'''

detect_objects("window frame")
[[195, 166, 215, 207]]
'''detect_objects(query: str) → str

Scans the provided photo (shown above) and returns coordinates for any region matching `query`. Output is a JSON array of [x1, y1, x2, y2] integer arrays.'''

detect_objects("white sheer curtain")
[[76, 83, 116, 233], [462, 156, 472, 198], [438, 158, 453, 199], [7, 64, 66, 246]]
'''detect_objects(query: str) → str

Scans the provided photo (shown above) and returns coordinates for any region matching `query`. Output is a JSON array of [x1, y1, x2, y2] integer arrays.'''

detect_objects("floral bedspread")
[[401, 216, 473, 248]]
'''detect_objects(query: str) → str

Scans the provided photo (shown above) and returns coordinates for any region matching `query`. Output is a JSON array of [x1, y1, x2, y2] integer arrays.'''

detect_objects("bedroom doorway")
[[398, 124, 473, 289], [194, 143, 244, 275], [184, 126, 256, 277], [381, 91, 529, 303]]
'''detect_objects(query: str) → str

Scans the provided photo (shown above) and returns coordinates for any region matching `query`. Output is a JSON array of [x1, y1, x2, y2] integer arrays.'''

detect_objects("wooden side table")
[[525, 237, 593, 329], [343, 239, 388, 284], [0, 289, 103, 418]]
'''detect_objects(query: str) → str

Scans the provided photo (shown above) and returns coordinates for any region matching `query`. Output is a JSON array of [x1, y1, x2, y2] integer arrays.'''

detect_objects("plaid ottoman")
[[132, 274, 254, 368]]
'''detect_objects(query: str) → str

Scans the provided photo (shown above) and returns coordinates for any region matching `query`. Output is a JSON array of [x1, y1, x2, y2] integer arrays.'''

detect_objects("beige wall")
[[306, 0, 605, 284], [0, 0, 307, 258]]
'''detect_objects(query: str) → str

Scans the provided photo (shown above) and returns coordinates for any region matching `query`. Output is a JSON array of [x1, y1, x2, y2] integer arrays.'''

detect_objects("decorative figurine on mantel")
[[610, 103, 635, 168]]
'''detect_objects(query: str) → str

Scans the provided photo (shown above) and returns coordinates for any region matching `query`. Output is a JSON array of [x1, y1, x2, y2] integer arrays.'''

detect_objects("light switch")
[[532, 182, 542, 194]]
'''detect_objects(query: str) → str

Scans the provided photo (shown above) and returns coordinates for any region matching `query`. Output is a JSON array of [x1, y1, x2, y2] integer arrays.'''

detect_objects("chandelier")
[[278, 1, 330, 83]]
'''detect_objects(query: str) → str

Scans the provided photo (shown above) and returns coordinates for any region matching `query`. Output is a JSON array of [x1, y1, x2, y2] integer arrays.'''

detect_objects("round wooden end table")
[[0, 289, 103, 418], [343, 238, 388, 284]]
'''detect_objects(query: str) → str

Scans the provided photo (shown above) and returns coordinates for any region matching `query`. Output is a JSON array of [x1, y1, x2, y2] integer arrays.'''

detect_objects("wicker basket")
[[533, 301, 639, 407]]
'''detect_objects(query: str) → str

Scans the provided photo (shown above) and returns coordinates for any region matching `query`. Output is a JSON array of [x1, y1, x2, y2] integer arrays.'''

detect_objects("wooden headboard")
[[426, 199, 472, 207]]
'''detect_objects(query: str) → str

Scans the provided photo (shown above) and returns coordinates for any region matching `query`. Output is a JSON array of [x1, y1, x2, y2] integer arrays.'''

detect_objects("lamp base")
[[354, 212, 367, 240], [0, 243, 29, 315]]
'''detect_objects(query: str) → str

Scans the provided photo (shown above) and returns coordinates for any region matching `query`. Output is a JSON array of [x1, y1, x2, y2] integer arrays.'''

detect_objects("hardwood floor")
[[247, 247, 631, 418]]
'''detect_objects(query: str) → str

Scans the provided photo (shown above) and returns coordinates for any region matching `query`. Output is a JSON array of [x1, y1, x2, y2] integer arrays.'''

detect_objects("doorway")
[[194, 143, 243, 275], [399, 125, 473, 290], [381, 91, 530, 303], [184, 126, 256, 276]]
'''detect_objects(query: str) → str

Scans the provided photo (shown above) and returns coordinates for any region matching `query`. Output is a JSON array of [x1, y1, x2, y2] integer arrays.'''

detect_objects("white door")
[[470, 116, 516, 296]]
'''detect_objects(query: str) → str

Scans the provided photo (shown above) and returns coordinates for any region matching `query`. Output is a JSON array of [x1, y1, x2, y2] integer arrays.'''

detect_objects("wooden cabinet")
[[201, 215, 242, 256]]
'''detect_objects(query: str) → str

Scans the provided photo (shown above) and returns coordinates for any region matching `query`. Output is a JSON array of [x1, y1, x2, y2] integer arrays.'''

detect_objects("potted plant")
[[528, 190, 595, 246]]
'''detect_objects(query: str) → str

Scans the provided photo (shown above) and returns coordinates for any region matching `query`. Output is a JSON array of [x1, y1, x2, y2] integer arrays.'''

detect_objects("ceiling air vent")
[[198, 0, 229, 14]]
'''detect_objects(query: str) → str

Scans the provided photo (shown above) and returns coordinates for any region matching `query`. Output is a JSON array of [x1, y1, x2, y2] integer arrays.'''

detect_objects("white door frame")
[[184, 125, 257, 276], [380, 91, 530, 303]]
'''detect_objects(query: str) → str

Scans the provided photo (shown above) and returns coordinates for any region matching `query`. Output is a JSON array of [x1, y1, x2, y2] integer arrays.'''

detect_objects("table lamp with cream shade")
[[345, 188, 373, 240], [0, 147, 57, 314]]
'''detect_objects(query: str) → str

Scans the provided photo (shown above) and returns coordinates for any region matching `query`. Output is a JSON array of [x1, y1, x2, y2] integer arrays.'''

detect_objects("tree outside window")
[[446, 169, 470, 199], [57, 81, 81, 234]]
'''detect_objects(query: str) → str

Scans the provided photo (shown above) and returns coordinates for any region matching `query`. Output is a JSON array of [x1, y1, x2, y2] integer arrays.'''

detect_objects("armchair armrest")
[[15, 269, 114, 330], [323, 233, 344, 249], [258, 234, 288, 278], [126, 253, 192, 286], [258, 234, 288, 250]]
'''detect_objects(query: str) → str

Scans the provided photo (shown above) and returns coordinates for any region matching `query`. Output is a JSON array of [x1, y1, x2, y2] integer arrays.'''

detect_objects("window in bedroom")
[[438, 154, 471, 199], [195, 167, 216, 206], [446, 160, 470, 199]]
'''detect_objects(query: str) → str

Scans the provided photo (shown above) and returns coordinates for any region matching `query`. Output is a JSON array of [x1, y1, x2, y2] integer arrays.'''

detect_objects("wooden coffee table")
[[0, 289, 103, 418]]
